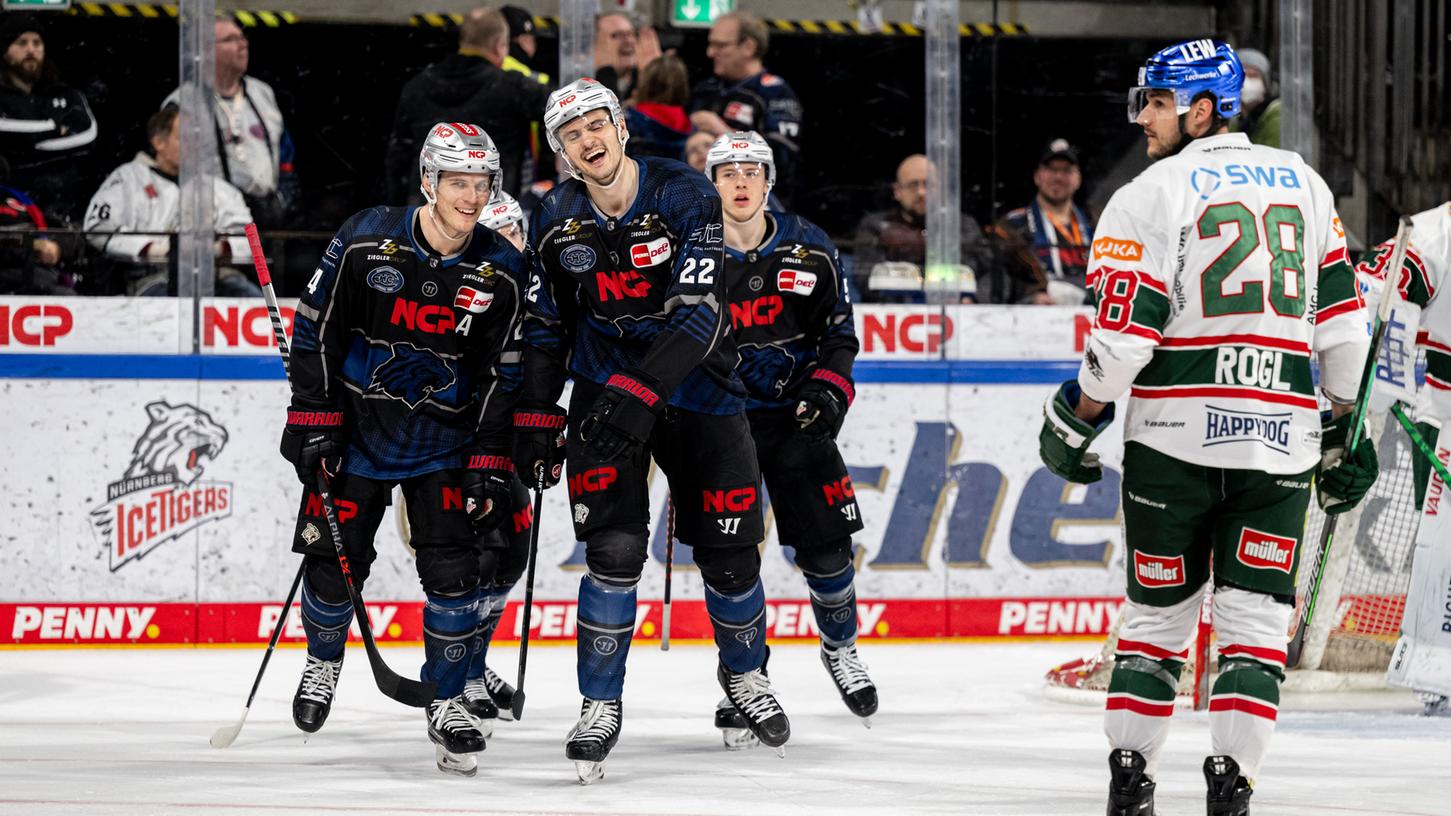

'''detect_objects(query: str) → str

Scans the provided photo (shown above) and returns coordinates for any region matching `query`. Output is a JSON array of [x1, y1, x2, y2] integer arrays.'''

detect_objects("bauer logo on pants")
[[90, 401, 233, 572], [1133, 552, 1186, 588], [1235, 527, 1296, 574]]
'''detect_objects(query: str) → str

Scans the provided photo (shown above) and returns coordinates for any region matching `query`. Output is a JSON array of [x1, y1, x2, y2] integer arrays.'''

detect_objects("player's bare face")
[[714, 163, 768, 223], [432, 172, 491, 236], [1136, 90, 1184, 160], [560, 111, 624, 184]]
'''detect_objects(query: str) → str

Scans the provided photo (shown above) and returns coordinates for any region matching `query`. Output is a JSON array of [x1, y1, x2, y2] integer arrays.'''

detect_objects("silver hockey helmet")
[[418, 122, 501, 204], [479, 191, 525, 232], [543, 78, 627, 156], [704, 130, 775, 187]]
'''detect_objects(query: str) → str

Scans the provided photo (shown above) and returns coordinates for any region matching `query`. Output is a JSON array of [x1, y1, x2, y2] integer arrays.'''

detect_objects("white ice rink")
[[1, 641, 1447, 816]]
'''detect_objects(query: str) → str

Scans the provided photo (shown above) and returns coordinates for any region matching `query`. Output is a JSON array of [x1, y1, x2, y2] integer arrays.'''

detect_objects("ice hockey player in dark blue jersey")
[[280, 122, 531, 777], [520, 78, 790, 783], [704, 132, 878, 746]]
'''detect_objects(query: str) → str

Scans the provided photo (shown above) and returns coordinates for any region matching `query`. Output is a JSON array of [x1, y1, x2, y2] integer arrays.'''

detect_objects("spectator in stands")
[[0, 157, 73, 295], [163, 17, 297, 228], [385, 7, 550, 201], [501, 6, 549, 83], [1234, 48, 1281, 148], [84, 105, 259, 297], [624, 55, 691, 161], [994, 139, 1093, 304], [688, 11, 803, 205], [594, 11, 661, 101], [0, 13, 98, 225], [852, 153, 999, 304], [684, 130, 715, 173]]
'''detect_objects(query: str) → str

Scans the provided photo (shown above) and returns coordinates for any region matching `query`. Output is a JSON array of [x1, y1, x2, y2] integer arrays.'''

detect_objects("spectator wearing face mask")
[[1233, 48, 1280, 148]]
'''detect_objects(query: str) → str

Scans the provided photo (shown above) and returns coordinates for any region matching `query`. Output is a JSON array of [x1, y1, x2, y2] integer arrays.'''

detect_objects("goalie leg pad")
[[1104, 592, 1201, 778], [1208, 586, 1291, 782]]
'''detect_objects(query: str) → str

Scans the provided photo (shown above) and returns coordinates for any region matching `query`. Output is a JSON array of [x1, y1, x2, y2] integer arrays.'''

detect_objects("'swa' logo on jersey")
[[1190, 167, 1222, 201], [366, 342, 457, 409], [90, 402, 233, 572]]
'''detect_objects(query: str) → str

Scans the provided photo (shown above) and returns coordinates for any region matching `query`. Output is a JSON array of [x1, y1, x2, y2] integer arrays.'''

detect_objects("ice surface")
[[1, 641, 1447, 815]]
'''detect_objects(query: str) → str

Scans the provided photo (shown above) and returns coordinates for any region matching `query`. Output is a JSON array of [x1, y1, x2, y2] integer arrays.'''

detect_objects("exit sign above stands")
[[671, 0, 734, 28]]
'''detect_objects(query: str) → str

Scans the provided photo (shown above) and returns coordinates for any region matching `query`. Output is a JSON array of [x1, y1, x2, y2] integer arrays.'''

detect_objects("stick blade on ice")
[[208, 706, 249, 749]]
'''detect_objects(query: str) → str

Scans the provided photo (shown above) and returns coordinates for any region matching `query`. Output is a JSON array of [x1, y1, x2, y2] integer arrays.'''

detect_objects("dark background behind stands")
[[35, 14, 1159, 294]]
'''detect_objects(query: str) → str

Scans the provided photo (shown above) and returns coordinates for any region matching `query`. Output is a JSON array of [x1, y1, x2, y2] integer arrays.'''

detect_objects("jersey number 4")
[[1198, 202, 1307, 318]]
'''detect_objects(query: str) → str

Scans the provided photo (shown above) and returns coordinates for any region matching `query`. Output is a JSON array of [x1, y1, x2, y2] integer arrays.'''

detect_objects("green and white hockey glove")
[[1316, 411, 1379, 514], [1038, 380, 1116, 484]]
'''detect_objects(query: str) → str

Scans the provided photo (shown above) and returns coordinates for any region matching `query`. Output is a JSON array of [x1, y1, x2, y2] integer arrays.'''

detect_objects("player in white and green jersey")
[[1037, 39, 1381, 816]]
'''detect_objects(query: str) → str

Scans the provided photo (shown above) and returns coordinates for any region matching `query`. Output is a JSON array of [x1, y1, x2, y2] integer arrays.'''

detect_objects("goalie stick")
[[1287, 215, 1414, 669]]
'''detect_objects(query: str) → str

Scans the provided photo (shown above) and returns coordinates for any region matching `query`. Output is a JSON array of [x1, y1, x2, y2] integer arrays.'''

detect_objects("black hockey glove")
[[279, 399, 346, 486], [513, 404, 568, 489], [795, 369, 855, 441], [1316, 411, 1379, 514], [1038, 380, 1116, 484], [461, 454, 516, 535], [578, 370, 665, 460]]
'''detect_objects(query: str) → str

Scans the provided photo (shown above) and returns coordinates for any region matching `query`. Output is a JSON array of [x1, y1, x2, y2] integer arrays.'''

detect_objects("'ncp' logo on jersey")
[[1091, 236, 1143, 263]]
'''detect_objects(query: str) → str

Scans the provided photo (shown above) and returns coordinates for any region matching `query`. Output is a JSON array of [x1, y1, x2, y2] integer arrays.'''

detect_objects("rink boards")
[[0, 298, 1140, 645]]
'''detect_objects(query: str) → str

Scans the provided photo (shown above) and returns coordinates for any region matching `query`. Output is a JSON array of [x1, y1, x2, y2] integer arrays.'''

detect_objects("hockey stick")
[[209, 561, 304, 748], [245, 223, 436, 707], [1287, 216, 1414, 669], [661, 493, 675, 651], [510, 468, 547, 720], [1390, 403, 1451, 486]]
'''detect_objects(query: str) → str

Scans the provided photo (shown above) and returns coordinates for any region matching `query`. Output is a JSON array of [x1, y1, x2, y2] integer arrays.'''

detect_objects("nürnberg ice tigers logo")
[[367, 342, 457, 409], [736, 344, 795, 400], [123, 401, 230, 486]]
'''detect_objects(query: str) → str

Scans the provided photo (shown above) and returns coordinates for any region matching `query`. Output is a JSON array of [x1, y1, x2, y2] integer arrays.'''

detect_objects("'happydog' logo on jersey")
[[366, 342, 457, 409], [1203, 405, 1293, 454], [1235, 527, 1295, 574], [90, 402, 233, 572], [1133, 552, 1186, 588]]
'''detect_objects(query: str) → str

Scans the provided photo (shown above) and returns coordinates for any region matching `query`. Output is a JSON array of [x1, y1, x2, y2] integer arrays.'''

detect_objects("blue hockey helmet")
[[1128, 39, 1244, 123]]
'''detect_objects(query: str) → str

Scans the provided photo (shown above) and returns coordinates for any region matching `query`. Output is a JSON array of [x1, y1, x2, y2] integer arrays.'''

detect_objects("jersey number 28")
[[1198, 202, 1307, 318]]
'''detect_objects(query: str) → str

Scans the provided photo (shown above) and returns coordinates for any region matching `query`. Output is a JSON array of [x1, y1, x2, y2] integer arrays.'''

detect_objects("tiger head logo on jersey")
[[91, 401, 234, 572], [366, 342, 458, 409]]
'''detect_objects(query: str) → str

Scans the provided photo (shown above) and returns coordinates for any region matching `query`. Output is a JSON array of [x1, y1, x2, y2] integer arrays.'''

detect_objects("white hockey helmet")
[[479, 191, 525, 232], [543, 77, 627, 156], [418, 122, 501, 204], [705, 130, 775, 187]]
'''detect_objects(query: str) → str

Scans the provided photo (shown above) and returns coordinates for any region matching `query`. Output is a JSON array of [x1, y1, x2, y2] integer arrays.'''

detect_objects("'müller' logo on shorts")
[[1236, 527, 1296, 574], [1133, 552, 1186, 588]]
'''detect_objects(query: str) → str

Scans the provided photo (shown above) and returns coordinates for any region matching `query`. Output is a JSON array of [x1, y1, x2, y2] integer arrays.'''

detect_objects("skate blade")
[[859, 716, 873, 730], [772, 745, 786, 759], [574, 760, 605, 784], [435, 745, 478, 777], [719, 727, 759, 751]]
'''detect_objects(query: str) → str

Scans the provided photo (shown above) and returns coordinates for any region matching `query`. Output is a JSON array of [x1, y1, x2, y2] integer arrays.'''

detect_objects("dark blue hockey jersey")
[[290, 205, 527, 480], [724, 211, 858, 411], [688, 71, 803, 202], [523, 155, 744, 415]]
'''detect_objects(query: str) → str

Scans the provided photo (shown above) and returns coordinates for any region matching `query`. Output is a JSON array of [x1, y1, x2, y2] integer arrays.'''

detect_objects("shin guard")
[[804, 564, 859, 647], [705, 578, 767, 673], [1104, 592, 1200, 777], [467, 584, 511, 681], [300, 575, 353, 662], [1209, 587, 1289, 781], [576, 574, 637, 700], [422, 592, 480, 699]]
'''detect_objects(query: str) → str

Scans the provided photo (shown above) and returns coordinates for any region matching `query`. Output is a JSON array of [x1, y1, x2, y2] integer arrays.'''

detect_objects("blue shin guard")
[[300, 576, 353, 661], [705, 579, 767, 673], [467, 585, 511, 681], [422, 593, 480, 699], [576, 575, 636, 700], [805, 564, 859, 648]]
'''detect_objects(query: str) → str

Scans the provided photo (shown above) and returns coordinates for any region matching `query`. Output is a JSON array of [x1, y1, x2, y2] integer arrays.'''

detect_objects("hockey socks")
[[705, 579, 767, 673], [1103, 594, 1198, 776], [422, 592, 480, 699], [1208, 587, 1289, 782], [804, 563, 859, 647], [467, 585, 511, 681], [300, 575, 353, 662], [576, 575, 637, 700]]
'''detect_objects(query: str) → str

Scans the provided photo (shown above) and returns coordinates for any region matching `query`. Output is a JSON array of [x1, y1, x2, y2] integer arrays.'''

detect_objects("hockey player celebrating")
[[520, 78, 789, 783], [704, 131, 876, 747], [1037, 41, 1379, 814], [281, 122, 531, 777], [479, 191, 526, 252]]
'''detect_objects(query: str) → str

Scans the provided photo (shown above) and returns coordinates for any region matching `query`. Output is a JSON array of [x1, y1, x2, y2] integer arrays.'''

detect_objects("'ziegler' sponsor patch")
[[1203, 405, 1293, 454], [1236, 527, 1296, 574], [1133, 551, 1186, 588]]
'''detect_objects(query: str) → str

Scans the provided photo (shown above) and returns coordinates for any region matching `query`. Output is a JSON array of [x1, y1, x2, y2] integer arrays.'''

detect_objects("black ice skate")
[[714, 696, 759, 751], [717, 661, 790, 756], [564, 698, 622, 784], [292, 653, 343, 734], [820, 642, 878, 725], [426, 696, 485, 777], [1106, 749, 1156, 816], [484, 666, 517, 721], [1204, 755, 1253, 815], [460, 677, 499, 737]]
